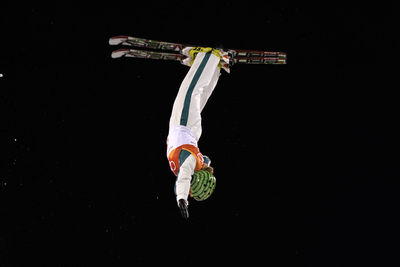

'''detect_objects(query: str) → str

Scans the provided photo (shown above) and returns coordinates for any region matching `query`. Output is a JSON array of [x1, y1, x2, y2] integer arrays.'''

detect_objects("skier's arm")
[[175, 154, 196, 205]]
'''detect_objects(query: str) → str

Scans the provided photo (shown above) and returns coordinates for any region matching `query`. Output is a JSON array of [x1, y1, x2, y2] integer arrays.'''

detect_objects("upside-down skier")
[[166, 47, 229, 219], [108, 35, 286, 219]]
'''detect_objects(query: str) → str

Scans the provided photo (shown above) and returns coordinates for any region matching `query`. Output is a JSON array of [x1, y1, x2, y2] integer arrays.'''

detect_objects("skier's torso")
[[167, 125, 204, 176]]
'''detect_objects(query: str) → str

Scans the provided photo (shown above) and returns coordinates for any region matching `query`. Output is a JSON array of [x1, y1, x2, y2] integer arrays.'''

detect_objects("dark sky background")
[[0, 2, 397, 266]]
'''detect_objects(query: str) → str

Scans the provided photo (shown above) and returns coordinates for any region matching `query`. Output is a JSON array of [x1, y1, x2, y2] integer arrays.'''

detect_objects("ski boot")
[[181, 46, 231, 73]]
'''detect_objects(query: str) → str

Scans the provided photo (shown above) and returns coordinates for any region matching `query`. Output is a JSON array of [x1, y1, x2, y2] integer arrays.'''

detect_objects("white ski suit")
[[166, 51, 221, 205]]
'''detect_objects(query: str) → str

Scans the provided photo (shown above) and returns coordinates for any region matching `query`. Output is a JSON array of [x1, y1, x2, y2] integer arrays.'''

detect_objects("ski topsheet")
[[111, 48, 286, 65], [109, 35, 287, 65], [111, 48, 186, 61], [109, 36, 184, 52]]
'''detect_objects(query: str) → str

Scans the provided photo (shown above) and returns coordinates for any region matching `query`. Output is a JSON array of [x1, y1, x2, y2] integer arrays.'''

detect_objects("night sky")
[[1, 2, 397, 266]]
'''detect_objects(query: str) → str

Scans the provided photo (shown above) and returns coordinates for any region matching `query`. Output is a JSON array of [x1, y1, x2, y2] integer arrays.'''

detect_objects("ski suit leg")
[[199, 66, 220, 112], [169, 52, 221, 141]]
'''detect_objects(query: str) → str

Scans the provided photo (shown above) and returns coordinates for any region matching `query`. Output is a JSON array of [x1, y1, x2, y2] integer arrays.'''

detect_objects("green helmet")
[[190, 170, 216, 201]]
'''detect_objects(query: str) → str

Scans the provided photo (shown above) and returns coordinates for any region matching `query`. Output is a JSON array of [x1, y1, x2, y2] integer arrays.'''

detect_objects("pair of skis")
[[108, 35, 287, 69]]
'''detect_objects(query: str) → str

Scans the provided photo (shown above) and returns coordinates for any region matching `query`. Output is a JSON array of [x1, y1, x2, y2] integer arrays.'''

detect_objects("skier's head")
[[190, 170, 216, 201]]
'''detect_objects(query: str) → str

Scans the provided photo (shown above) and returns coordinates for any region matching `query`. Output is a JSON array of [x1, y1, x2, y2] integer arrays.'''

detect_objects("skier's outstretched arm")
[[175, 154, 196, 219], [176, 155, 196, 204]]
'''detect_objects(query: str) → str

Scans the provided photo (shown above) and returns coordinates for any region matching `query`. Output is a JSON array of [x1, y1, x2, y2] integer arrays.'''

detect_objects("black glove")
[[178, 199, 189, 220]]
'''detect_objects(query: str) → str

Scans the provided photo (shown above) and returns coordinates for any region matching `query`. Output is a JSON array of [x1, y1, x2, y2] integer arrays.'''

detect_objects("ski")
[[109, 35, 287, 63], [234, 57, 286, 65], [109, 35, 184, 52], [111, 48, 286, 65], [111, 48, 185, 61], [229, 49, 286, 58]]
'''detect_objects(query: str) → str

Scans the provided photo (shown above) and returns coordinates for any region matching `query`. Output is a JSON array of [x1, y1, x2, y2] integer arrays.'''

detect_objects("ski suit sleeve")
[[175, 154, 196, 205]]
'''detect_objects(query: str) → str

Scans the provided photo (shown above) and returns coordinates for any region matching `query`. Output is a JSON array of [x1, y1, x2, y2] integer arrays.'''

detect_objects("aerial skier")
[[167, 47, 226, 219], [108, 35, 286, 219]]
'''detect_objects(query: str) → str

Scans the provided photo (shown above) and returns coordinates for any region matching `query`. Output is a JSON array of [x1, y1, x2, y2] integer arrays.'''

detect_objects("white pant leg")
[[169, 52, 221, 141], [199, 66, 220, 112]]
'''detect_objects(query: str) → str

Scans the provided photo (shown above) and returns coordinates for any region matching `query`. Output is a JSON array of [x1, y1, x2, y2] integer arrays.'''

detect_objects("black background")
[[1, 2, 398, 266]]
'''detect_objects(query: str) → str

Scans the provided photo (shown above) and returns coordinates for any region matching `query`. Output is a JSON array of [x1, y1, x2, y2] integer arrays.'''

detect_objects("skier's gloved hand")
[[178, 199, 189, 220]]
